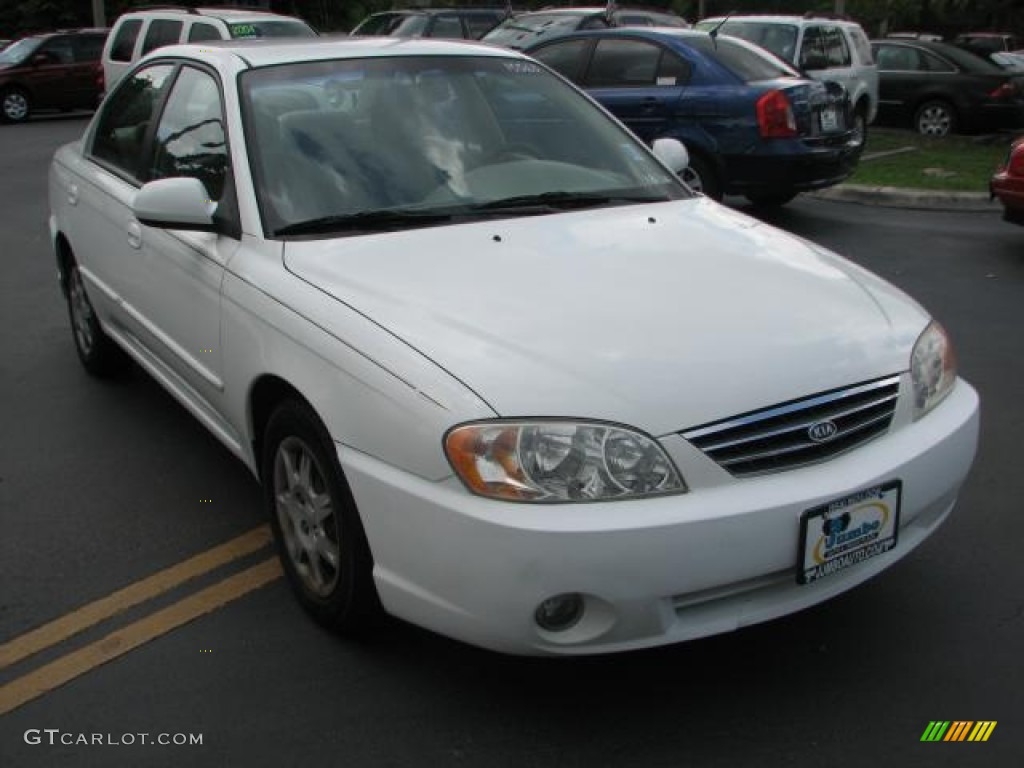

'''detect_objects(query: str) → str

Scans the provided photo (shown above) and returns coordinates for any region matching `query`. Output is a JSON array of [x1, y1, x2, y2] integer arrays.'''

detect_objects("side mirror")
[[652, 138, 689, 174], [32, 52, 55, 66], [132, 177, 217, 232]]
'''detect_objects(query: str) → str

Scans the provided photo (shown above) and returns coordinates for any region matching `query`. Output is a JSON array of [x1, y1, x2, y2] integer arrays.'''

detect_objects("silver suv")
[[697, 14, 878, 147]]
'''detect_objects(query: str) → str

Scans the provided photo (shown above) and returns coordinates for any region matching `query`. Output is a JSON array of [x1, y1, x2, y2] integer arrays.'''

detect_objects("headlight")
[[444, 421, 686, 503], [910, 321, 957, 420]]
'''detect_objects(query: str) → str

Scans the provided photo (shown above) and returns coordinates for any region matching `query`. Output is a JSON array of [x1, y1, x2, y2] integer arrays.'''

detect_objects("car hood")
[[282, 198, 928, 435]]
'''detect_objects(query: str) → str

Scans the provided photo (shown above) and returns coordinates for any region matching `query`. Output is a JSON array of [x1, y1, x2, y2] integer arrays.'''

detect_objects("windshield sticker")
[[230, 24, 259, 38], [502, 61, 542, 75]]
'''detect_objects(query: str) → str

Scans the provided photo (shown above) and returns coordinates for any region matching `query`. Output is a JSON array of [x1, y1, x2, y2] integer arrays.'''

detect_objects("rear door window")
[[74, 34, 106, 62], [531, 39, 591, 82], [141, 20, 183, 56], [586, 39, 661, 87], [824, 27, 851, 67]]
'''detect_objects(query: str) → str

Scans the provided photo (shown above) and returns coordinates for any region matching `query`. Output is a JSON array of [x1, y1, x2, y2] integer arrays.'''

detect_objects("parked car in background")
[[870, 39, 1024, 135], [102, 6, 315, 89], [351, 8, 507, 40], [953, 32, 1022, 57], [991, 137, 1024, 225], [482, 6, 687, 50], [49, 36, 978, 656], [527, 28, 858, 206], [886, 32, 943, 42], [991, 51, 1024, 74], [694, 14, 878, 149], [0, 28, 107, 123]]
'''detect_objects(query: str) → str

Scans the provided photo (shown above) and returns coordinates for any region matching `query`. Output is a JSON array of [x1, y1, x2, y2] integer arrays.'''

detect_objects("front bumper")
[[342, 379, 979, 655]]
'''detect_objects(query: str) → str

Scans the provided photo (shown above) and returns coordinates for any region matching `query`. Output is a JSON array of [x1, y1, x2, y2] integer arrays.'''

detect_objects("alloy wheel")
[[2, 91, 28, 122], [917, 105, 952, 136], [273, 436, 341, 597], [68, 266, 95, 356]]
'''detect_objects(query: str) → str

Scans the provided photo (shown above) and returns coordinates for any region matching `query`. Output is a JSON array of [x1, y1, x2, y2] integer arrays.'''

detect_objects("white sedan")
[[49, 37, 979, 655]]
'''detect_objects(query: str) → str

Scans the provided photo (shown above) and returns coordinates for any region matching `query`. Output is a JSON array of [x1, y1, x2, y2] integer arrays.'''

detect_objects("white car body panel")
[[284, 198, 925, 436], [48, 38, 979, 655]]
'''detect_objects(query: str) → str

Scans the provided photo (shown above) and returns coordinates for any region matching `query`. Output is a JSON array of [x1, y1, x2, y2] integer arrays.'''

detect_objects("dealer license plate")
[[797, 481, 901, 585], [819, 106, 839, 132]]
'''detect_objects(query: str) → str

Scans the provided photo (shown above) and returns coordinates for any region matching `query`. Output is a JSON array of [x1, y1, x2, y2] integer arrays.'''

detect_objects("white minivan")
[[102, 6, 315, 89]]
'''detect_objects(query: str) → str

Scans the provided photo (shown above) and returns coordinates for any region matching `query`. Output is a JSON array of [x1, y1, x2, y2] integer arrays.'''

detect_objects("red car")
[[991, 138, 1024, 225], [0, 29, 107, 123]]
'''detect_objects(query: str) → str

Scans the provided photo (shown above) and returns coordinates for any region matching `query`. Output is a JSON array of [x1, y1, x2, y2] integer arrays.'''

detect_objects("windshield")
[[697, 21, 799, 64], [241, 55, 687, 238], [352, 13, 428, 37], [228, 20, 316, 39], [0, 36, 41, 65], [482, 13, 590, 49]]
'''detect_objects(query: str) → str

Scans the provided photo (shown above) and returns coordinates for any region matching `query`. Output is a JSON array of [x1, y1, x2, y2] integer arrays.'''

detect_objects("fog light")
[[534, 593, 584, 632]]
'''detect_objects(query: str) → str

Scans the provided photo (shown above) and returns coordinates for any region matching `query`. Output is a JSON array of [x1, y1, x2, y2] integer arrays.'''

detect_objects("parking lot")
[[1, 114, 1022, 767]]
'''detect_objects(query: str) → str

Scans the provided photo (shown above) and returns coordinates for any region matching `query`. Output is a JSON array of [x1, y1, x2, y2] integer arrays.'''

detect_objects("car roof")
[[149, 35, 521, 68], [702, 14, 860, 27], [120, 6, 300, 22]]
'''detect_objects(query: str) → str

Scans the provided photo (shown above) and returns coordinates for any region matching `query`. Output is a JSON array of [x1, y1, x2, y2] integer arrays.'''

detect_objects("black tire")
[[1, 86, 30, 123], [679, 152, 723, 201], [263, 400, 382, 633], [744, 191, 798, 208], [66, 259, 125, 376], [851, 102, 868, 153], [914, 100, 956, 137]]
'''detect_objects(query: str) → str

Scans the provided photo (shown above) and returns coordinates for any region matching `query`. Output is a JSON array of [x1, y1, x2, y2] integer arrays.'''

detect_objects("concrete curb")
[[808, 184, 1001, 212]]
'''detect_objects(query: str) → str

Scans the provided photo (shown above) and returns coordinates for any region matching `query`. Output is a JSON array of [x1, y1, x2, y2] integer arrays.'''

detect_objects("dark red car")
[[0, 29, 107, 123], [991, 138, 1024, 225]]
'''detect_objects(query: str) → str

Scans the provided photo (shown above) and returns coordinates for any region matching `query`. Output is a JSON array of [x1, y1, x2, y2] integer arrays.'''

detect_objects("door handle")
[[67, 183, 78, 206], [127, 221, 142, 250]]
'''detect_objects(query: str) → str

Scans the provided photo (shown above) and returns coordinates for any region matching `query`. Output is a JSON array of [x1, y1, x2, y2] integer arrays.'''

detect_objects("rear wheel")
[[679, 152, 723, 202], [1, 87, 30, 123], [914, 100, 956, 137], [744, 191, 798, 208], [851, 102, 868, 152], [263, 400, 382, 633]]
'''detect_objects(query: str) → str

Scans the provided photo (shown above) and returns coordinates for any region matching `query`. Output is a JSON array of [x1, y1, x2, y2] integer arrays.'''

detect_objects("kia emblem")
[[808, 420, 839, 443]]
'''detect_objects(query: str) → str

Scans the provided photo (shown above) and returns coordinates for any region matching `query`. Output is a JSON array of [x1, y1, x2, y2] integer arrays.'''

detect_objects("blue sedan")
[[527, 28, 860, 206]]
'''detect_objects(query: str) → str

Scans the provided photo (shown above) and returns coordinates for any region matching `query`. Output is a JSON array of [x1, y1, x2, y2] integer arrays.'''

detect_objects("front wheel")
[[914, 100, 956, 137], [1, 87, 30, 123], [851, 104, 868, 153], [263, 400, 381, 633], [679, 153, 723, 202], [67, 260, 124, 376]]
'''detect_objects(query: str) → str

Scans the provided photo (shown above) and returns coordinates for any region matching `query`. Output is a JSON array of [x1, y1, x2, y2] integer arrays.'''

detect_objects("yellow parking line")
[[0, 557, 282, 716], [0, 525, 271, 671]]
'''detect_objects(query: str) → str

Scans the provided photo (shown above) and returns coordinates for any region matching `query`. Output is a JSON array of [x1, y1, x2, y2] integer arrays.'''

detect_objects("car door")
[[126, 63, 237, 403], [873, 43, 933, 121], [27, 35, 75, 110], [70, 33, 105, 108], [582, 37, 688, 144], [82, 61, 235, 405]]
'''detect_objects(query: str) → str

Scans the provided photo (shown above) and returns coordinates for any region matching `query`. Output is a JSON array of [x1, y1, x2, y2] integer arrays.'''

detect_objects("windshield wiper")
[[274, 208, 453, 237], [468, 191, 666, 214]]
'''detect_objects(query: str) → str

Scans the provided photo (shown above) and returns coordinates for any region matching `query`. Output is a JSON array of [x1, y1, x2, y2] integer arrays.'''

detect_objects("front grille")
[[681, 375, 901, 477]]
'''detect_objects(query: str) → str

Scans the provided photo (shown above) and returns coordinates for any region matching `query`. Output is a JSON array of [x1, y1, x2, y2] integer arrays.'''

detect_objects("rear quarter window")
[[109, 19, 142, 62]]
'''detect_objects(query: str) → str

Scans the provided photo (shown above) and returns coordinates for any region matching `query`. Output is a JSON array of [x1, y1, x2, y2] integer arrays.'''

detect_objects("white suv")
[[102, 6, 315, 88], [696, 14, 878, 147]]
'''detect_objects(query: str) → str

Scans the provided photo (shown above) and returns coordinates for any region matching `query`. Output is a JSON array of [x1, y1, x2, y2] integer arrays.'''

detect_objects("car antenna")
[[604, 0, 618, 25], [707, 11, 734, 47]]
